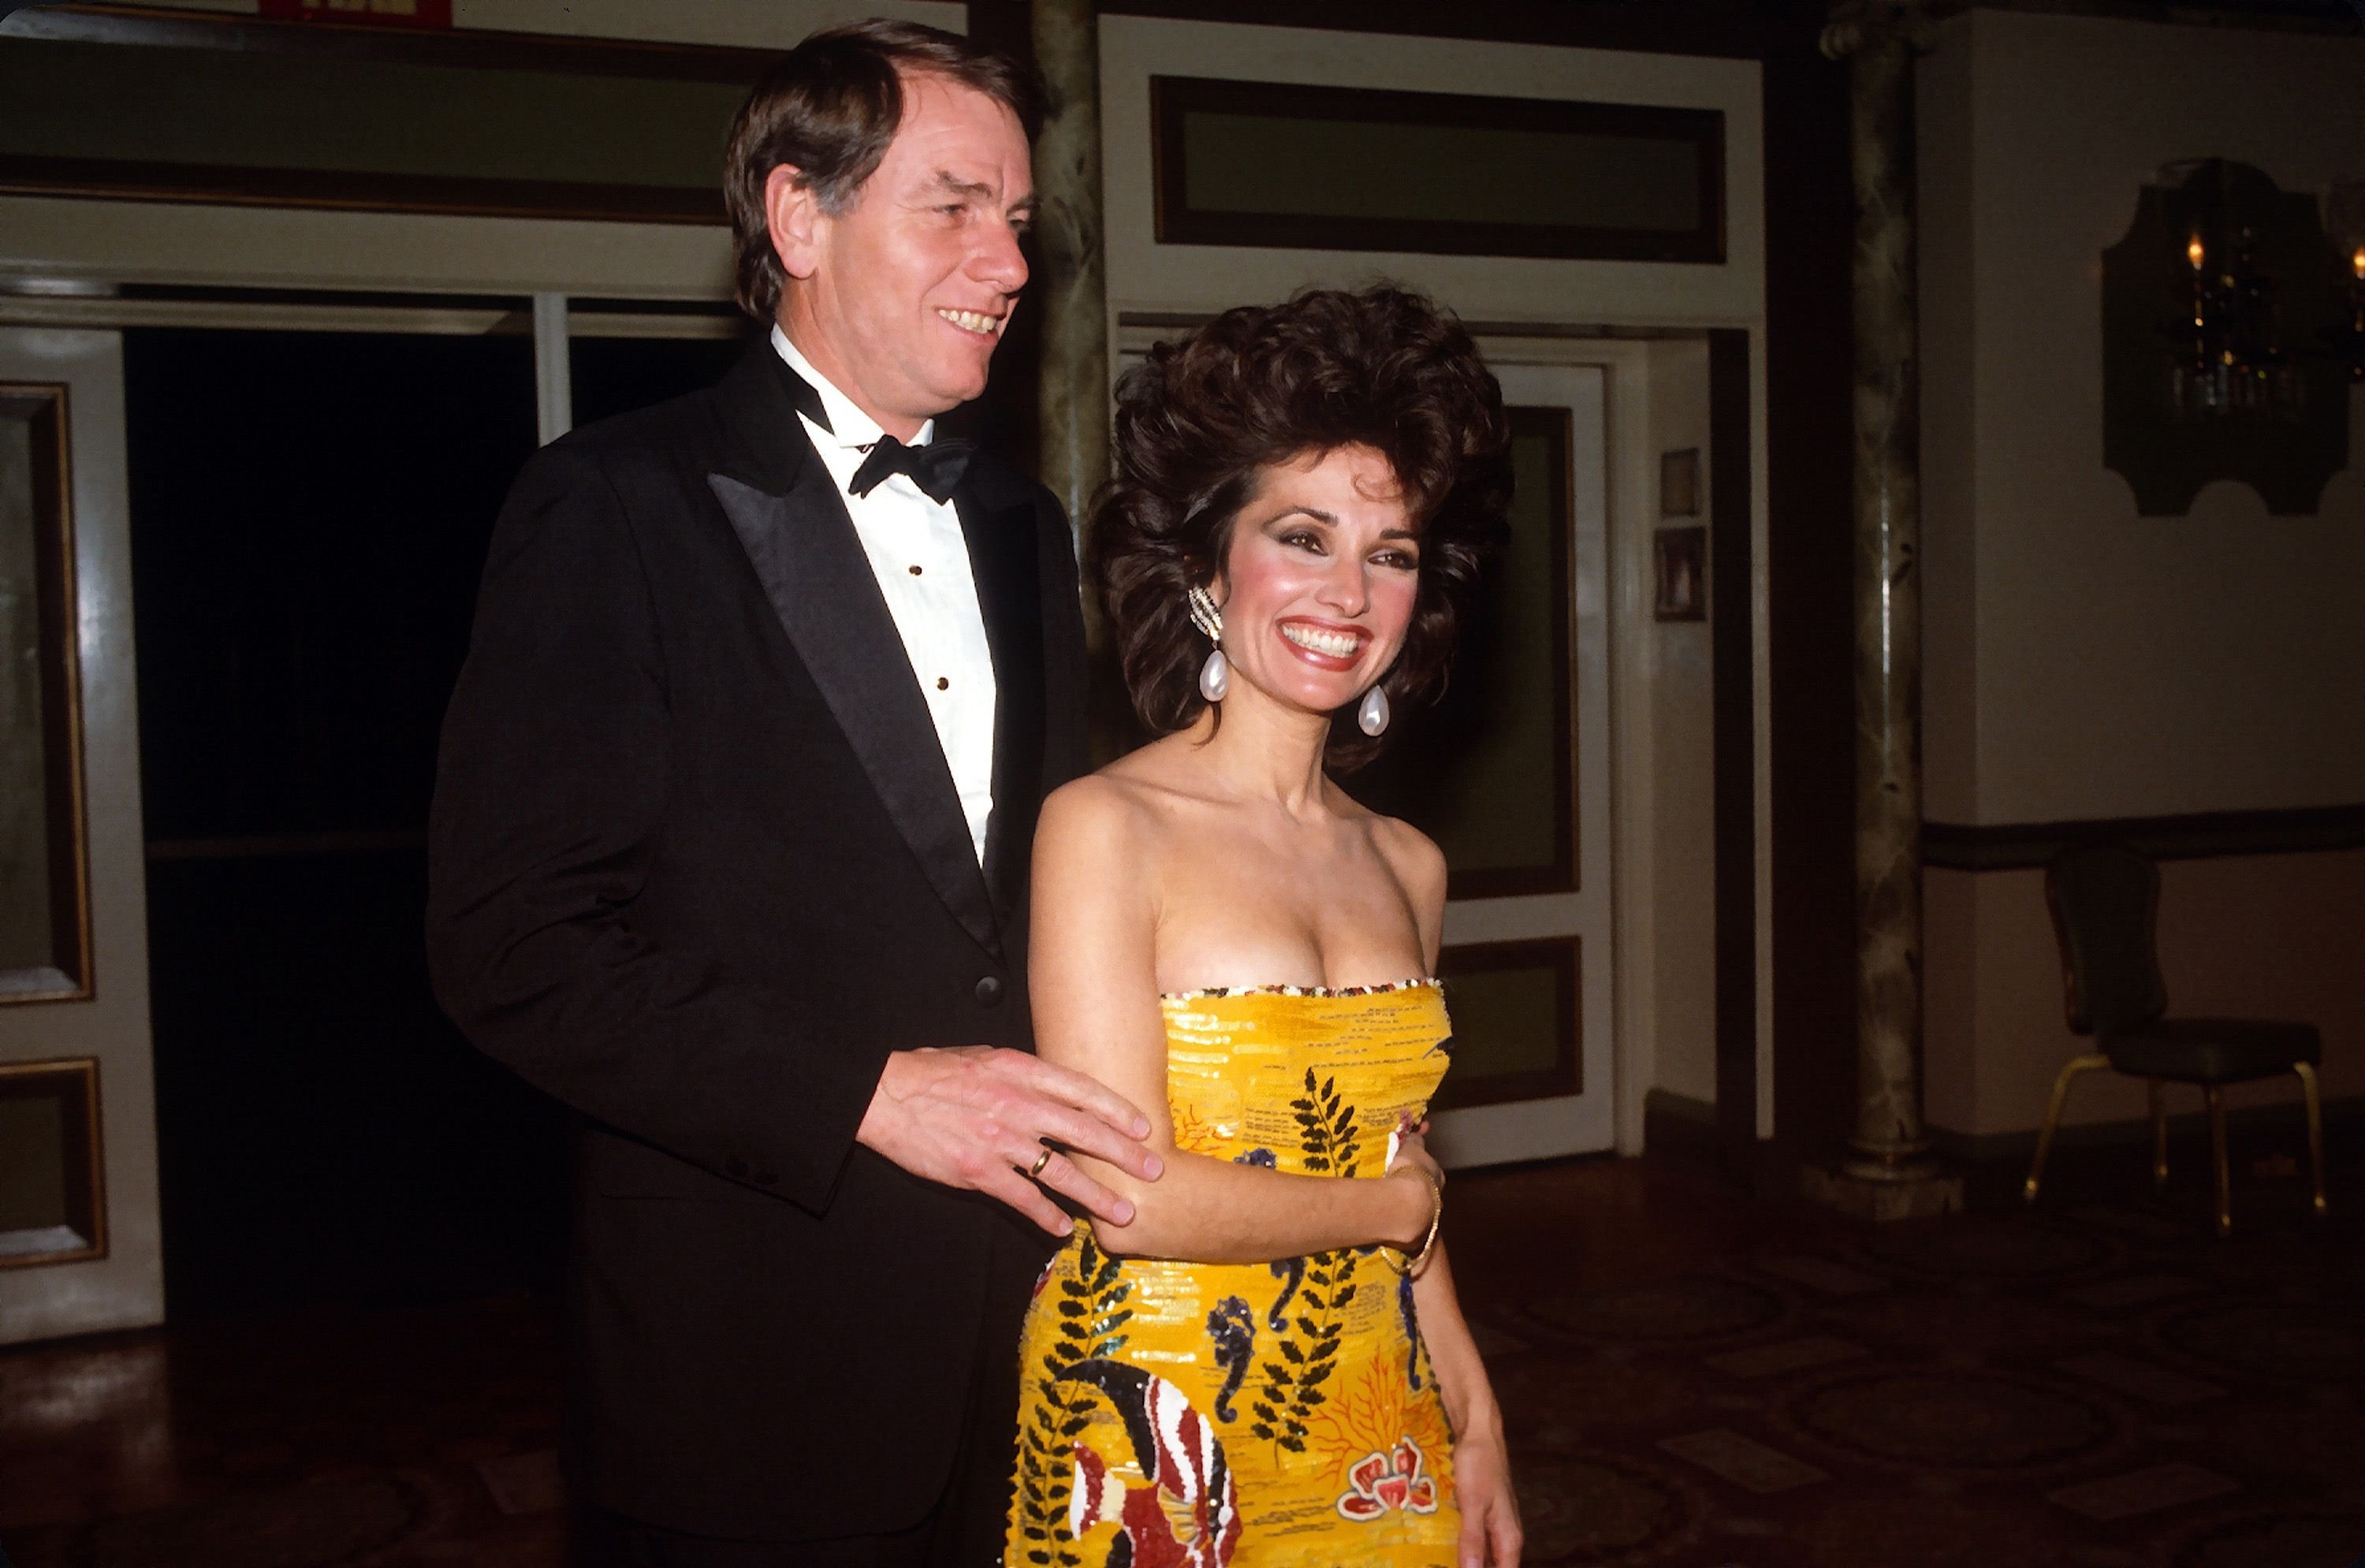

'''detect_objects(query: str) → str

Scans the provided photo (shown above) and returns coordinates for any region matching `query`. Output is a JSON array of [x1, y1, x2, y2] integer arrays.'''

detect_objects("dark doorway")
[[570, 329, 748, 427], [125, 324, 556, 1317]]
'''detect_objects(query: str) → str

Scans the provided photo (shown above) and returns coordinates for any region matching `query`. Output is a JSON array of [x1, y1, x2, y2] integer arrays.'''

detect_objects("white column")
[[532, 292, 572, 446]]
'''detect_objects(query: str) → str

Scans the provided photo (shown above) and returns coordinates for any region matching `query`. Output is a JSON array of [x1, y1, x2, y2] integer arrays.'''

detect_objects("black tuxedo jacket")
[[426, 341, 1088, 1540]]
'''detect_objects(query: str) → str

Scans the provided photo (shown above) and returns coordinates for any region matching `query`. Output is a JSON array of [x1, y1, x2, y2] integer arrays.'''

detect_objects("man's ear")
[[764, 164, 824, 281]]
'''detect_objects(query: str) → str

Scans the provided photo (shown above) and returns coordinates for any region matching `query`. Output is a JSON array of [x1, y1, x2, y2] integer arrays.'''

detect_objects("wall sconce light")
[[2173, 208, 2301, 420], [2349, 245, 2365, 382], [2102, 159, 2352, 515], [2330, 179, 2365, 382]]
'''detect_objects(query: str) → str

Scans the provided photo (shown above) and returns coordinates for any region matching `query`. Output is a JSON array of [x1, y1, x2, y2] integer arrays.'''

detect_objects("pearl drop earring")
[[1186, 584, 1228, 702], [1357, 683, 1391, 737]]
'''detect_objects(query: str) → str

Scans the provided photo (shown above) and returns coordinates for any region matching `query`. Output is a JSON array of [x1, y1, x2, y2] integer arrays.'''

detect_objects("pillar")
[[1804, 0, 1963, 1221], [1029, 0, 1110, 552]]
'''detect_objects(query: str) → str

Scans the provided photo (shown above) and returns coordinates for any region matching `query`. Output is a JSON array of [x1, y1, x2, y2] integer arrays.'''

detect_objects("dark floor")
[[3, 1146, 2359, 1568]]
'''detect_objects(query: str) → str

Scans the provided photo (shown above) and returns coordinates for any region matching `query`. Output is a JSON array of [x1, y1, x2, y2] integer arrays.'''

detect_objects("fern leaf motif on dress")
[[1013, 1233, 1133, 1567]]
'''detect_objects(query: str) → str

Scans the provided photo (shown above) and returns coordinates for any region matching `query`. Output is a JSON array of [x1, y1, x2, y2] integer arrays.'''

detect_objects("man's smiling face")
[[777, 72, 1034, 440]]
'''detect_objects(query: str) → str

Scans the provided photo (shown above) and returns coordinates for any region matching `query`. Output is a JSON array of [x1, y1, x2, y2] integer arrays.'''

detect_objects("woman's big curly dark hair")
[[1093, 285, 1512, 772]]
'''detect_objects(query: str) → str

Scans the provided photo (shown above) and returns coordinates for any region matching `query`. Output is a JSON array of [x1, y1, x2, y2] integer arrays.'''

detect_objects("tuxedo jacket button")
[[974, 974, 1004, 1007]]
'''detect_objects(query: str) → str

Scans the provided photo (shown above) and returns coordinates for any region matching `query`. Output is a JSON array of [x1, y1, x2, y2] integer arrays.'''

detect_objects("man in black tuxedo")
[[426, 22, 1158, 1567]]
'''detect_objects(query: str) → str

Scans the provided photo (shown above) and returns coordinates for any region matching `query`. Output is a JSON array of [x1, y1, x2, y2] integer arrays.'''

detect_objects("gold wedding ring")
[[1027, 1146, 1054, 1179]]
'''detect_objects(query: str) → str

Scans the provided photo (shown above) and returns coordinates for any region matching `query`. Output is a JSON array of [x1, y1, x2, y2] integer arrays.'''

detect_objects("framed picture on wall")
[[1654, 526, 1707, 622]]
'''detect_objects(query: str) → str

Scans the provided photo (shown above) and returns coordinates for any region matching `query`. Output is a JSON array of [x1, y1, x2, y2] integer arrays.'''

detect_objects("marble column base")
[[1802, 1160, 1965, 1222]]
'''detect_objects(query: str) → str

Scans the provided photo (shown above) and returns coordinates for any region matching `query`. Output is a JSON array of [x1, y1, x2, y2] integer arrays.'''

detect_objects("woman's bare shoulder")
[[1038, 749, 1193, 859], [1038, 771, 1151, 847], [1356, 803, 1449, 911]]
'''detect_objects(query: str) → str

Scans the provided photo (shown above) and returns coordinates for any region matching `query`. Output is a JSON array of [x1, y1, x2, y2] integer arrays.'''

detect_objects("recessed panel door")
[[0, 326, 162, 1343], [1360, 363, 1615, 1167]]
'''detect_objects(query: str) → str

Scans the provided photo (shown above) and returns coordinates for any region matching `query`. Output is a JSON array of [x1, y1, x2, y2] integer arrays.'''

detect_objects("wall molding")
[[1923, 803, 2365, 871], [1929, 1093, 2362, 1166], [6, 4, 777, 81], [1641, 1087, 1722, 1167]]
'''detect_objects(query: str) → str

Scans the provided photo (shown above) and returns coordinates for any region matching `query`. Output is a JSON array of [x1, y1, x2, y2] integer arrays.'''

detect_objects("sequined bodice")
[[1156, 981, 1454, 1175]]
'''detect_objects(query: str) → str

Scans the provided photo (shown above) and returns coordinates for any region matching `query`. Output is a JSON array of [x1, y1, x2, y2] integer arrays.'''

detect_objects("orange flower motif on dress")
[[1334, 1438, 1441, 1522], [1305, 1354, 1453, 1487], [1168, 1097, 1226, 1156]]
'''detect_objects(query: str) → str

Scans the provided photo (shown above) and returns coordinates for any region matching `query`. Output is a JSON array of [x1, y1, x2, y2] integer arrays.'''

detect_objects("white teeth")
[[938, 309, 1003, 336], [1282, 624, 1362, 658]]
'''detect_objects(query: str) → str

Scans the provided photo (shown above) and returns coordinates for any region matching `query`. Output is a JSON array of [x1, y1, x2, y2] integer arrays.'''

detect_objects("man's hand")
[[857, 1046, 1163, 1235]]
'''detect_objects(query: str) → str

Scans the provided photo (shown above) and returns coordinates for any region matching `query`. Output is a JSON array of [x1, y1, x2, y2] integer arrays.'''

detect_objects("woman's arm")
[[1030, 779, 1437, 1262], [1381, 817, 1518, 1564], [1413, 1246, 1521, 1568]]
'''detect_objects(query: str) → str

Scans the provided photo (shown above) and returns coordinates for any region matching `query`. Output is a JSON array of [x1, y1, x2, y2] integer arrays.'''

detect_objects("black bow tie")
[[848, 434, 975, 505], [769, 350, 974, 504]]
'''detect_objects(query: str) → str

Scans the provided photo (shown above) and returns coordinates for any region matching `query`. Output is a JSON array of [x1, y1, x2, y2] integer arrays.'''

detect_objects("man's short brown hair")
[[724, 20, 1044, 322]]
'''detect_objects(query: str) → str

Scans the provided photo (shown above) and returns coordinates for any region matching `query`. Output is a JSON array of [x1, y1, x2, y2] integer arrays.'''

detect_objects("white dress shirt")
[[772, 327, 998, 867]]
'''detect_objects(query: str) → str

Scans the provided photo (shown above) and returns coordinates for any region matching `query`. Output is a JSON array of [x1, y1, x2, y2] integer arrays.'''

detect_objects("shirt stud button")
[[937, 676, 950, 690], [909, 564, 923, 575]]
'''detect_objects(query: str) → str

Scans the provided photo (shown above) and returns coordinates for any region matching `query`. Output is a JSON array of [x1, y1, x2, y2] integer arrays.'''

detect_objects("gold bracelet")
[[1394, 1170, 1443, 1276]]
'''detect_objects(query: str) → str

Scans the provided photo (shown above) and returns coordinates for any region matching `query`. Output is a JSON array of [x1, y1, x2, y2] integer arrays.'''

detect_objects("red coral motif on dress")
[[1335, 1436, 1441, 1522], [1063, 1364, 1242, 1567]]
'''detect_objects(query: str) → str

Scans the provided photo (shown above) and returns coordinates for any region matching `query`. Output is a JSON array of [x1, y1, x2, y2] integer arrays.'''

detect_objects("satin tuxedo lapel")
[[706, 350, 1000, 959], [958, 474, 1044, 917]]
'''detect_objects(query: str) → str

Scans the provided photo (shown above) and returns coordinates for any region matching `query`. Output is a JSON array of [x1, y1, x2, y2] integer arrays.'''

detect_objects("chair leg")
[[2025, 1053, 2110, 1205], [2207, 1086, 2232, 1237], [2294, 1061, 2329, 1218], [2149, 1081, 2169, 1188]]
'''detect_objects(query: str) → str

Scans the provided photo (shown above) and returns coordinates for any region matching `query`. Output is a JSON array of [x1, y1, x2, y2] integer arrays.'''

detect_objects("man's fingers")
[[1019, 1054, 1154, 1141], [1030, 1149, 1136, 1227], [1027, 1100, 1164, 1181], [982, 1167, 1074, 1237]]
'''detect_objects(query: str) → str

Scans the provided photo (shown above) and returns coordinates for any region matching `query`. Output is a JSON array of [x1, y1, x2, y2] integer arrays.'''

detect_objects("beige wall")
[[1642, 339, 1719, 1109], [1916, 11, 2365, 1138], [1919, 9, 2365, 827], [1927, 851, 2365, 1137]]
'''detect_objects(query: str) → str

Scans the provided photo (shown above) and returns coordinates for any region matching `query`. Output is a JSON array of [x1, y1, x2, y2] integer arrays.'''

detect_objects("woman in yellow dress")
[[1006, 287, 1521, 1568]]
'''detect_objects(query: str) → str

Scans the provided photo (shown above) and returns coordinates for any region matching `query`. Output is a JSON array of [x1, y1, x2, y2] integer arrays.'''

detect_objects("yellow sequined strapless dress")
[[1005, 981, 1458, 1568]]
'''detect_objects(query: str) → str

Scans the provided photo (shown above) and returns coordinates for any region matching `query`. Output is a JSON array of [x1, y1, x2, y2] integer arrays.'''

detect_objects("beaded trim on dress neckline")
[[1158, 977, 1441, 1001]]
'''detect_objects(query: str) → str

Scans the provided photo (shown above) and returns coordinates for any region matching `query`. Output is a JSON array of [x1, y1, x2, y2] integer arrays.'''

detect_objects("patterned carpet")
[[1466, 1183, 2364, 1567], [2, 1157, 2357, 1567]]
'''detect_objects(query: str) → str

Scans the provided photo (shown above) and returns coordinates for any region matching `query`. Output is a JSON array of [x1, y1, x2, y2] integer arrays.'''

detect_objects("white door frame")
[[0, 326, 162, 1345]]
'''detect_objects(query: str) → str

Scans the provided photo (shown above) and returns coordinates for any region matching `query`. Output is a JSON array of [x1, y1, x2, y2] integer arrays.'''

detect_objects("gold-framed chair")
[[2023, 842, 2326, 1235]]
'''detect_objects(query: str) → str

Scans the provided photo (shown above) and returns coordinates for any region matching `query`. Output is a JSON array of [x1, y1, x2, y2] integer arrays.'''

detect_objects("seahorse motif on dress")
[[1206, 1297, 1256, 1424]]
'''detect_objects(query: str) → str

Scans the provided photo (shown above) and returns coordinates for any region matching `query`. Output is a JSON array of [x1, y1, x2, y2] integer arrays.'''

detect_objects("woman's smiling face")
[[1213, 444, 1421, 719]]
